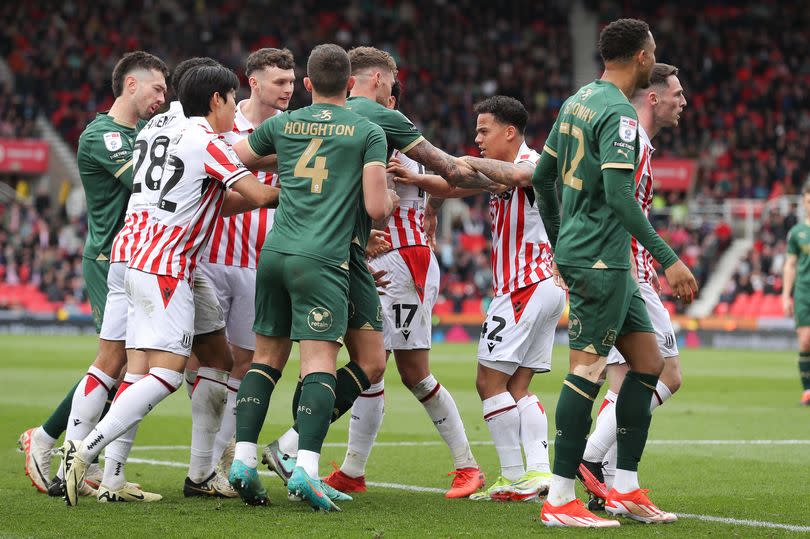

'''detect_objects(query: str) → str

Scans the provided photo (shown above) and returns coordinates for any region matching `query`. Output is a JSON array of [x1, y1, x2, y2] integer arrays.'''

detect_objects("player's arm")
[[223, 175, 280, 216], [783, 232, 799, 315], [533, 148, 561, 248], [232, 138, 278, 171], [388, 157, 500, 198], [371, 189, 401, 230], [85, 132, 135, 190], [404, 139, 503, 193], [363, 125, 395, 221], [460, 156, 535, 188]]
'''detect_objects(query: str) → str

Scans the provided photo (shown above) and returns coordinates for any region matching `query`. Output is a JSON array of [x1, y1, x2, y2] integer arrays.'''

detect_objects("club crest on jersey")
[[602, 329, 617, 348], [568, 313, 582, 340], [619, 116, 637, 143], [308, 307, 333, 332], [103, 132, 123, 151], [312, 109, 333, 121], [180, 332, 192, 349]]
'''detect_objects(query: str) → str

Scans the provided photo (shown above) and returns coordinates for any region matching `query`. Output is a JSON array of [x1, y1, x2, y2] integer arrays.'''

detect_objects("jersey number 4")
[[132, 135, 184, 212], [295, 138, 329, 194]]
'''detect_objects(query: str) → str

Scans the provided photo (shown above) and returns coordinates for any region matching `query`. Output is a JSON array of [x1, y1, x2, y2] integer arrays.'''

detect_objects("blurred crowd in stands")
[[0, 1, 807, 315]]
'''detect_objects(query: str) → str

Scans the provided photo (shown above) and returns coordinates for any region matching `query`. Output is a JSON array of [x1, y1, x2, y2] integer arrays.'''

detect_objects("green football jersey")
[[540, 80, 640, 270], [77, 113, 140, 261], [787, 222, 810, 293], [345, 96, 424, 247], [247, 102, 387, 267]]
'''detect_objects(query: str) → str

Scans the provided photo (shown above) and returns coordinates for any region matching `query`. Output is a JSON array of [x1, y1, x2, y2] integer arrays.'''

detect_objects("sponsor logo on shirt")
[[103, 132, 123, 151]]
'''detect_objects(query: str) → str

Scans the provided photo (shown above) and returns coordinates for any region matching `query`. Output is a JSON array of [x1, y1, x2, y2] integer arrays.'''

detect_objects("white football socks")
[[650, 379, 673, 411], [277, 427, 300, 457], [482, 392, 523, 481], [582, 390, 618, 464], [211, 377, 240, 467], [412, 374, 476, 470], [66, 366, 116, 442], [547, 474, 577, 506], [183, 369, 197, 399], [341, 380, 385, 478], [101, 373, 144, 490], [234, 442, 258, 468], [188, 367, 229, 483], [79, 367, 182, 463], [297, 449, 320, 479], [613, 469, 640, 493], [516, 394, 551, 473]]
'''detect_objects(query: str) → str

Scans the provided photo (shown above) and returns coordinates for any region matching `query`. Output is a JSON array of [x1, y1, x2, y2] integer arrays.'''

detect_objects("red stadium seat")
[[461, 298, 482, 315]]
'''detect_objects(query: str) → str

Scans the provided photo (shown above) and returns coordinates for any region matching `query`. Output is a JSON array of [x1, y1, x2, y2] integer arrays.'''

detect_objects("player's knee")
[[661, 361, 682, 393], [358, 359, 385, 384], [93, 341, 127, 378]]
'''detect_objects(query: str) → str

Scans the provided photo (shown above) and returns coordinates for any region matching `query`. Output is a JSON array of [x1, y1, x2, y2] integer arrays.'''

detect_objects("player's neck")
[[601, 69, 637, 100], [349, 86, 376, 102], [107, 98, 138, 127], [636, 107, 658, 139], [503, 139, 524, 163], [241, 97, 277, 127], [312, 93, 346, 107]]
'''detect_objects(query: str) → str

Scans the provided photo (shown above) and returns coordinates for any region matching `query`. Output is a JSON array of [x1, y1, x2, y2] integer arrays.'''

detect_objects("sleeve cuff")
[[601, 162, 634, 170]]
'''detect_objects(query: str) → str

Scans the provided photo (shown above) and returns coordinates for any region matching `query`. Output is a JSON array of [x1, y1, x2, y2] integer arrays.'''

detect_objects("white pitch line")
[[125, 456, 810, 532], [131, 439, 810, 451]]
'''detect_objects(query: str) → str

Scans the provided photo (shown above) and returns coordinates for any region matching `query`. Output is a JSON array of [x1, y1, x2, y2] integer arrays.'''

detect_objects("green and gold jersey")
[[346, 96, 424, 247], [787, 222, 810, 294], [247, 103, 387, 267], [78, 113, 140, 261], [541, 80, 640, 270]]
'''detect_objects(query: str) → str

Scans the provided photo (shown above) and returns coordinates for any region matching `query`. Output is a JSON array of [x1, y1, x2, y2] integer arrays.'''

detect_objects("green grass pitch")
[[1, 335, 809, 537]]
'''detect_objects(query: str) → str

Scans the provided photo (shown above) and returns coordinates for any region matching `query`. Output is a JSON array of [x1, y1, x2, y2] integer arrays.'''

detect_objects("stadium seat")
[[461, 298, 483, 315]]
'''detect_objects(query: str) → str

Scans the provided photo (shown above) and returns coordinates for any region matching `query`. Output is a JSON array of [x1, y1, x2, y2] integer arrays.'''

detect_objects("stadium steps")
[[35, 115, 81, 185], [687, 238, 753, 318], [570, 0, 599, 88]]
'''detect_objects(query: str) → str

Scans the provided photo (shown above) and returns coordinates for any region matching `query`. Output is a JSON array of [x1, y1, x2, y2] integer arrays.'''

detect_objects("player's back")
[[111, 102, 187, 263], [252, 103, 386, 267], [551, 80, 639, 270], [77, 113, 141, 261]]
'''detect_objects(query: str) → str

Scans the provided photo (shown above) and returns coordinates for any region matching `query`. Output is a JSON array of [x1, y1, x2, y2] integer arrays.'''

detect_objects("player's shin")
[[483, 392, 523, 481], [41, 379, 82, 441], [799, 352, 810, 391], [101, 373, 144, 490], [296, 372, 337, 478], [78, 367, 182, 463], [549, 374, 600, 505], [614, 371, 658, 493], [341, 380, 385, 478], [211, 378, 240, 466], [516, 395, 551, 473], [66, 366, 117, 442], [189, 367, 229, 482], [412, 374, 477, 469], [234, 363, 281, 467], [582, 390, 618, 464]]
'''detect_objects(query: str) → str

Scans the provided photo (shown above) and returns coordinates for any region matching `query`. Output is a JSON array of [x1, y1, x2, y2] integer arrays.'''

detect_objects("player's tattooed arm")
[[459, 156, 535, 188], [405, 139, 502, 193], [388, 158, 483, 198], [372, 190, 401, 230]]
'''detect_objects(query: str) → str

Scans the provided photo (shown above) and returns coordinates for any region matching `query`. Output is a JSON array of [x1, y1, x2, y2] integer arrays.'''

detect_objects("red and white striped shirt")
[[110, 101, 187, 263], [204, 101, 279, 269], [387, 150, 429, 249], [128, 117, 251, 281], [630, 126, 656, 284], [489, 142, 554, 295]]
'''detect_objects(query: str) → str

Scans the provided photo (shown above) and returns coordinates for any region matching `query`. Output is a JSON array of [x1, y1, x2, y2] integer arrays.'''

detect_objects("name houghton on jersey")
[[283, 121, 357, 137]]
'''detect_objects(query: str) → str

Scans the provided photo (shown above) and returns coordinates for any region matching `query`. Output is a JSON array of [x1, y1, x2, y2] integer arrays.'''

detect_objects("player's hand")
[[387, 158, 420, 186], [664, 260, 698, 304], [369, 265, 391, 292], [650, 271, 662, 295], [783, 294, 794, 317], [552, 262, 567, 291], [366, 230, 392, 259]]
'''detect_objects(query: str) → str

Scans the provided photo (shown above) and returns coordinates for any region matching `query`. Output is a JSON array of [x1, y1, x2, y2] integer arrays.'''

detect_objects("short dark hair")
[[649, 63, 679, 87], [473, 96, 528, 134], [172, 57, 219, 92], [598, 18, 651, 63], [348, 46, 398, 76], [307, 44, 350, 97], [245, 48, 295, 76], [112, 51, 169, 97], [391, 79, 402, 109], [178, 64, 240, 117]]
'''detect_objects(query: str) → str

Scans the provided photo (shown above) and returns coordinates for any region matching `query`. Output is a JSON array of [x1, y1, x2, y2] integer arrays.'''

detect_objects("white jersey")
[[489, 142, 554, 295], [128, 117, 250, 280], [204, 101, 279, 269], [110, 101, 187, 263], [630, 126, 656, 284], [387, 150, 429, 249]]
